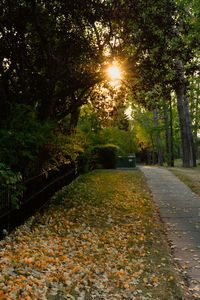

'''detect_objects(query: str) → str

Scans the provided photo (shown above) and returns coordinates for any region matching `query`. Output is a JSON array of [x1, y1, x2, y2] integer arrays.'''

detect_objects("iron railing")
[[0, 164, 77, 239]]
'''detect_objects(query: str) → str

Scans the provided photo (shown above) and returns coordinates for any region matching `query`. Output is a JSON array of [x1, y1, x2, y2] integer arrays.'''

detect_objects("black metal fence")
[[0, 164, 77, 239]]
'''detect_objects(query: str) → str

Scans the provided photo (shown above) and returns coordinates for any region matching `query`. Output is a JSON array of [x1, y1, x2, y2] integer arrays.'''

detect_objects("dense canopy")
[[0, 0, 200, 179]]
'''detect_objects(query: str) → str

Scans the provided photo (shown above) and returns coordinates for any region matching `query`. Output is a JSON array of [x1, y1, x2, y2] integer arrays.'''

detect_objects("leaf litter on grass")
[[0, 170, 188, 299]]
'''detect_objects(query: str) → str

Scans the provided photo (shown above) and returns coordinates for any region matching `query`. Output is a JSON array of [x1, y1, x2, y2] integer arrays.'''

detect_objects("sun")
[[107, 63, 122, 81]]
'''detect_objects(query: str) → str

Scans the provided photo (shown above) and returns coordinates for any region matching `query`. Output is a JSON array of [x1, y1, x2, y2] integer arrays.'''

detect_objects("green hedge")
[[90, 145, 118, 169]]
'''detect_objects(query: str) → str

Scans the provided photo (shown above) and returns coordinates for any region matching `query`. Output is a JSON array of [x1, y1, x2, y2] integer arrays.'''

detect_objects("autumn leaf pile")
[[0, 170, 184, 299]]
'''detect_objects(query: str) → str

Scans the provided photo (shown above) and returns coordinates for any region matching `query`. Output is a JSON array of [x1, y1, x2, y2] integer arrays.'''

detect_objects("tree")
[[0, 0, 112, 174], [113, 0, 199, 167]]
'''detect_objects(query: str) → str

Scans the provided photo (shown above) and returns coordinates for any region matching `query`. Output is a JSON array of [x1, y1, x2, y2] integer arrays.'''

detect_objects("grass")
[[167, 169, 200, 197], [166, 159, 200, 197], [172, 158, 200, 168], [0, 169, 188, 299]]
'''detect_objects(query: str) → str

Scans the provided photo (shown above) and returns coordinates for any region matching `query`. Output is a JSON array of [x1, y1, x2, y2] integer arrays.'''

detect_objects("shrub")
[[90, 144, 119, 169], [0, 163, 23, 208], [0, 104, 55, 176]]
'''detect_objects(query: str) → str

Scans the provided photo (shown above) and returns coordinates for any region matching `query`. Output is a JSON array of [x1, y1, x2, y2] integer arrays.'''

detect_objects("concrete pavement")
[[139, 165, 200, 297]]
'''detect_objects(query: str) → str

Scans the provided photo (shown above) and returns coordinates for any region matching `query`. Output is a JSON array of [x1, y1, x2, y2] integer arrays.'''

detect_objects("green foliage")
[[98, 127, 138, 156], [78, 105, 139, 158], [91, 145, 119, 169], [0, 163, 23, 208], [0, 103, 91, 176], [0, 0, 199, 175], [46, 129, 89, 171], [0, 104, 55, 175], [0, 163, 21, 186], [0, 0, 108, 123], [0, 0, 111, 176], [133, 109, 155, 151]]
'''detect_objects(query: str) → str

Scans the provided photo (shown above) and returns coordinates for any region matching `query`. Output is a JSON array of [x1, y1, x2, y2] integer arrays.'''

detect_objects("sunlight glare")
[[107, 64, 122, 81]]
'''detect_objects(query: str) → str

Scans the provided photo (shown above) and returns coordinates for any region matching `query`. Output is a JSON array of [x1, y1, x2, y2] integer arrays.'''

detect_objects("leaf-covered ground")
[[0, 170, 187, 299]]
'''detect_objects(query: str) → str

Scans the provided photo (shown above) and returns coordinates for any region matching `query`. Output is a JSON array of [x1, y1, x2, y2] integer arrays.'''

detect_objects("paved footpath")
[[139, 166, 200, 297]]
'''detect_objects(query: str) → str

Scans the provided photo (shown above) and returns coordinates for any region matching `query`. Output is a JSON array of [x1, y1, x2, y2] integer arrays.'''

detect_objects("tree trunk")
[[174, 59, 196, 167], [150, 134, 155, 164], [169, 96, 174, 167], [175, 87, 190, 167], [183, 94, 197, 167], [191, 77, 199, 159], [195, 78, 200, 158], [162, 96, 170, 166], [69, 107, 81, 133], [153, 108, 163, 166], [146, 147, 151, 165]]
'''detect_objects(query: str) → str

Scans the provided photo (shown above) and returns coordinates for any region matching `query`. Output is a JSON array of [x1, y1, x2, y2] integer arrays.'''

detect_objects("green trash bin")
[[117, 155, 136, 168]]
